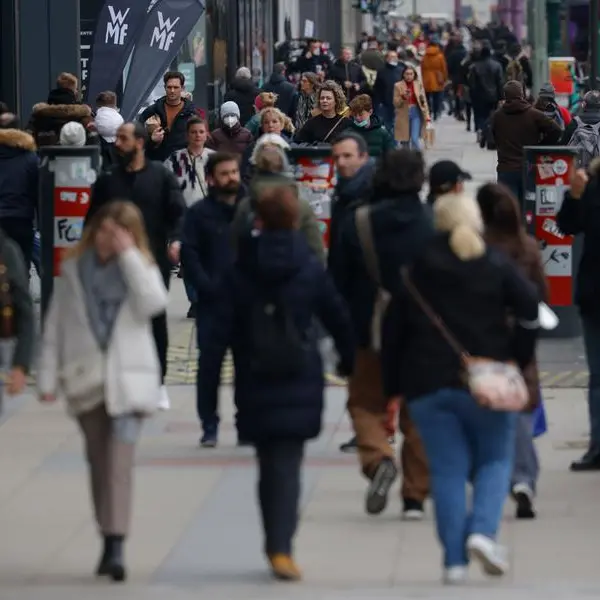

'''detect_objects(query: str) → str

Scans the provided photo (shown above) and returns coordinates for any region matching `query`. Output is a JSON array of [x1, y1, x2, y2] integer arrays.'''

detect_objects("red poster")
[[293, 156, 334, 249], [54, 187, 92, 218]]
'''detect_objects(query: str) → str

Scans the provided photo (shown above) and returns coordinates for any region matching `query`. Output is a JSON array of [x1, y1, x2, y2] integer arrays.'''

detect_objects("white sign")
[[536, 186, 557, 216], [106, 6, 130, 46], [541, 244, 572, 277], [150, 11, 180, 51], [54, 217, 84, 248], [303, 20, 314, 38], [542, 218, 565, 240]]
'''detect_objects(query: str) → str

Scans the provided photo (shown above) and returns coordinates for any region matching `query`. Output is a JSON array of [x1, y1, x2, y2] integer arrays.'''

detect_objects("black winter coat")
[[197, 230, 354, 442], [224, 78, 260, 126], [329, 59, 367, 101], [180, 190, 244, 305], [557, 161, 600, 317], [261, 74, 298, 118], [373, 62, 405, 109], [330, 192, 434, 347], [382, 234, 539, 401], [139, 97, 198, 162]]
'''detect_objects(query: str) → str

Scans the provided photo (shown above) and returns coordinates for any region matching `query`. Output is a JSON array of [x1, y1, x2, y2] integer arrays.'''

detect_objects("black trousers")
[[152, 267, 171, 383], [256, 439, 304, 555], [0, 217, 33, 271]]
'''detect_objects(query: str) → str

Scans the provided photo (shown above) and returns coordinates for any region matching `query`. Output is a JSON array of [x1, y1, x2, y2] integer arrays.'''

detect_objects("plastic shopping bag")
[[532, 397, 548, 438]]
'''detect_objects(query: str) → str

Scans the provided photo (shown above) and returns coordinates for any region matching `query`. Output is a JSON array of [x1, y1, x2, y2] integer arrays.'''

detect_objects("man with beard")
[[86, 121, 186, 410], [180, 152, 246, 448]]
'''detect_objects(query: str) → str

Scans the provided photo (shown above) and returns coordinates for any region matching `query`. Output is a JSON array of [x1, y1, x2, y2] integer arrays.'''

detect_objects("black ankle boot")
[[96, 535, 112, 576], [106, 535, 127, 582]]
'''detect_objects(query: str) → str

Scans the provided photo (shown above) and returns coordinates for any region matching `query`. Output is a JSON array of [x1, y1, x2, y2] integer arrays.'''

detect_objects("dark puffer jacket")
[[28, 103, 94, 147], [196, 230, 354, 442], [344, 115, 395, 158], [224, 78, 260, 126], [207, 125, 253, 154]]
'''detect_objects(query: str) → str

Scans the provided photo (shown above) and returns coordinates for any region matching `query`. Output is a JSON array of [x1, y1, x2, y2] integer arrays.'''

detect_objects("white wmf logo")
[[150, 11, 180, 51], [105, 6, 130, 45]]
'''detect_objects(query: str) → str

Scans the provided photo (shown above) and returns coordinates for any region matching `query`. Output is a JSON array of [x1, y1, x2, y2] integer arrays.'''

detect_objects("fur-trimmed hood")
[[0, 129, 36, 152], [31, 103, 92, 121], [433, 191, 485, 260]]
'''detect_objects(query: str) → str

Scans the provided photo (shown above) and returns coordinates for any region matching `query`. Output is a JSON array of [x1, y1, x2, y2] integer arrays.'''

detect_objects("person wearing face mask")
[[207, 101, 253, 154], [347, 94, 395, 157], [85, 122, 186, 412], [373, 50, 406, 134], [294, 80, 351, 144], [294, 39, 332, 78]]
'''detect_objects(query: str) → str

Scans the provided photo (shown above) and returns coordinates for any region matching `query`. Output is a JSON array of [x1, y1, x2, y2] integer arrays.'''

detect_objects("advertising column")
[[523, 146, 580, 337]]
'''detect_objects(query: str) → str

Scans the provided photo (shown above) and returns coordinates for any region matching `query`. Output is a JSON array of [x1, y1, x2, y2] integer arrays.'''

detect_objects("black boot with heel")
[[95, 534, 127, 582]]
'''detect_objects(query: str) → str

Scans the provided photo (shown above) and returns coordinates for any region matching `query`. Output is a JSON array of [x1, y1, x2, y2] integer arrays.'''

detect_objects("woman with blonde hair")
[[393, 66, 430, 150], [381, 189, 539, 584], [246, 92, 279, 138], [38, 200, 168, 583], [294, 80, 350, 144]]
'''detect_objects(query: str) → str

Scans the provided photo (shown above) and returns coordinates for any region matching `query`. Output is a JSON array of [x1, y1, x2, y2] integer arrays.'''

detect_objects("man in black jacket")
[[139, 71, 198, 162], [224, 67, 260, 126], [331, 149, 433, 520], [468, 44, 504, 134], [181, 152, 245, 447], [373, 50, 405, 133], [86, 122, 186, 410], [329, 48, 367, 103], [261, 63, 298, 118]]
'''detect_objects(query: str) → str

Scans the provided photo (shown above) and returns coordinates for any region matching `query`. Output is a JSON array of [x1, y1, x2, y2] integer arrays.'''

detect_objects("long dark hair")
[[476, 183, 526, 256]]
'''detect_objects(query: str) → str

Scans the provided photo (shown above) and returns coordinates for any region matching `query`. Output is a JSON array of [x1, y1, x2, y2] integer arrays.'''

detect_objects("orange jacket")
[[421, 46, 448, 93]]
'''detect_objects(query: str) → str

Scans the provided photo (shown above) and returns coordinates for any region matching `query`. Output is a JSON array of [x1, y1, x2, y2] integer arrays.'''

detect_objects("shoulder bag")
[[401, 267, 528, 412]]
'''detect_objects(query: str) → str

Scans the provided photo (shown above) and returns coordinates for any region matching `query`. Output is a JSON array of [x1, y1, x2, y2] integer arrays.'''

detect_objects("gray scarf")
[[78, 250, 127, 350]]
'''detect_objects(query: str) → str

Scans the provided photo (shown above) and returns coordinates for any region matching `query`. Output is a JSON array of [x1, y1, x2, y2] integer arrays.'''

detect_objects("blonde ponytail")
[[449, 224, 485, 260]]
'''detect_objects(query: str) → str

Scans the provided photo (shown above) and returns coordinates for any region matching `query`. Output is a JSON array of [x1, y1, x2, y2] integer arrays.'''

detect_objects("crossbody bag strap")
[[355, 206, 381, 285], [323, 115, 346, 143], [401, 267, 469, 359]]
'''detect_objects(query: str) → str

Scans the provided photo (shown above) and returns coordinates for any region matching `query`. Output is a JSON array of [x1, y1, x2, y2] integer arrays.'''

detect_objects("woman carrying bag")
[[393, 67, 431, 150], [37, 201, 168, 583]]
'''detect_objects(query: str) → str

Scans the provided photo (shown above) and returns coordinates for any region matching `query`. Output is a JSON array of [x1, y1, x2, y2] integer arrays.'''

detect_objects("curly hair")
[[259, 106, 295, 134], [314, 80, 348, 116]]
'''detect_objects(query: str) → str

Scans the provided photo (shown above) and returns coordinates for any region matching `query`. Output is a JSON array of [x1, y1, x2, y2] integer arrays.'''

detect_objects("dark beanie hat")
[[47, 87, 77, 106]]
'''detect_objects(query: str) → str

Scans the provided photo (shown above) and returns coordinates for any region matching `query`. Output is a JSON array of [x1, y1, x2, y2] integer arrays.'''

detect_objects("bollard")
[[287, 146, 334, 249], [522, 146, 581, 338], [38, 146, 101, 320]]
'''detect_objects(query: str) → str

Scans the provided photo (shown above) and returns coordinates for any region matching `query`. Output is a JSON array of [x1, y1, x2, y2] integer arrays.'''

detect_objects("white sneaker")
[[467, 533, 508, 576], [443, 566, 467, 585], [157, 385, 171, 411]]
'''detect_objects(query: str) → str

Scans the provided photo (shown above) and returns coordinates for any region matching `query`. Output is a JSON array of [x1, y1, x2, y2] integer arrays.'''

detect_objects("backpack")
[[247, 287, 310, 380], [506, 58, 524, 83], [567, 117, 600, 168]]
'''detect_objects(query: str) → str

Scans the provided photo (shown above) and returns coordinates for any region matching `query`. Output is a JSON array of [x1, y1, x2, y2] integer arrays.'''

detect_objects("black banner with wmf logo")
[[85, 1, 149, 104], [120, 0, 204, 121]]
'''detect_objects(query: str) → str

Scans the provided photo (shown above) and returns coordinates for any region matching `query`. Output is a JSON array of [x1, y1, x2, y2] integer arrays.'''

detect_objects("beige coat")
[[38, 248, 168, 417], [393, 79, 430, 142]]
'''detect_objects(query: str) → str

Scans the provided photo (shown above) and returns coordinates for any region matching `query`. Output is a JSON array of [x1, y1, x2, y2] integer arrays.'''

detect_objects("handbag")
[[401, 268, 528, 412], [59, 353, 105, 400]]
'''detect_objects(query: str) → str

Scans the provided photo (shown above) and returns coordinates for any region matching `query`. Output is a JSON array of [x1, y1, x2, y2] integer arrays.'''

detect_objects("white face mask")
[[388, 61, 398, 67], [313, 47, 321, 56], [223, 115, 238, 128]]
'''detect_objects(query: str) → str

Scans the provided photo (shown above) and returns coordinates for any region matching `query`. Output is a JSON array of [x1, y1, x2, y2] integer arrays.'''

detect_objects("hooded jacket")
[[224, 77, 260, 126], [196, 230, 354, 442], [421, 45, 448, 93], [261, 73, 298, 118], [0, 129, 39, 221], [28, 103, 94, 147], [381, 192, 539, 401], [491, 98, 562, 172], [557, 158, 600, 317], [330, 187, 434, 347], [346, 115, 395, 157], [139, 97, 198, 162], [561, 105, 600, 145]]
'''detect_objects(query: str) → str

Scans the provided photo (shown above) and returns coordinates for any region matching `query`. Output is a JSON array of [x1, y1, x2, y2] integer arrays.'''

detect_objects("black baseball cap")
[[429, 160, 472, 192]]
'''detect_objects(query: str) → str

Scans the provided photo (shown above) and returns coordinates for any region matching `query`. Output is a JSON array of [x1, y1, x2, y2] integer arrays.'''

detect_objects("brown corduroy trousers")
[[347, 348, 430, 502], [78, 403, 141, 536]]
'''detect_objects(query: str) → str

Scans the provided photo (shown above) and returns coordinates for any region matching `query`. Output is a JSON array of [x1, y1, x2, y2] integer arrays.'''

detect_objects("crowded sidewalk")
[[0, 117, 596, 600]]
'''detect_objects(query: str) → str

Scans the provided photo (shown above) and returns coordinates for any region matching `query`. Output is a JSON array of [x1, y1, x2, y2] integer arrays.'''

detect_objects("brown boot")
[[268, 553, 302, 581]]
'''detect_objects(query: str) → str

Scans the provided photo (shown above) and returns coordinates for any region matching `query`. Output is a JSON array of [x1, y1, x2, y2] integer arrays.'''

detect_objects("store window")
[[237, 0, 273, 85]]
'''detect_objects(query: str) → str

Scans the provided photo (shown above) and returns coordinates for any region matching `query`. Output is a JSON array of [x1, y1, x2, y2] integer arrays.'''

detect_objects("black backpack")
[[247, 287, 310, 380]]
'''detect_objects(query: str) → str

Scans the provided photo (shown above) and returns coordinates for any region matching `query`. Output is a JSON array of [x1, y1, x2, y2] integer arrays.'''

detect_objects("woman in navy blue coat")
[[197, 184, 354, 581]]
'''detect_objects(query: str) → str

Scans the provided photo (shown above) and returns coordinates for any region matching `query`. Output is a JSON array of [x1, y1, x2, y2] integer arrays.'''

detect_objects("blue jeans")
[[378, 104, 395, 134], [408, 105, 422, 150], [582, 316, 600, 448], [511, 413, 539, 493], [409, 389, 517, 567]]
